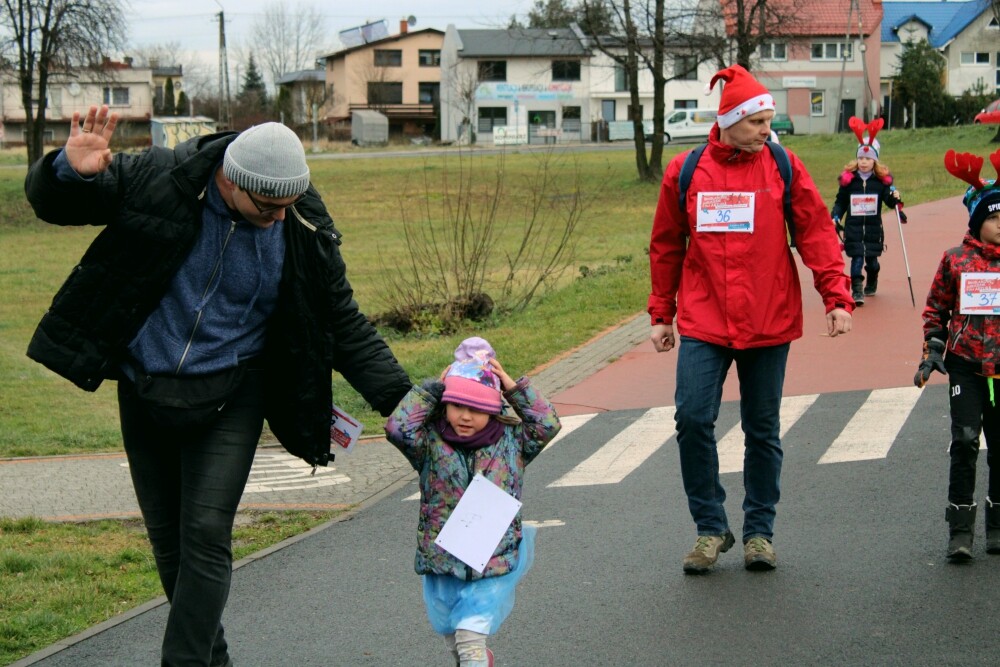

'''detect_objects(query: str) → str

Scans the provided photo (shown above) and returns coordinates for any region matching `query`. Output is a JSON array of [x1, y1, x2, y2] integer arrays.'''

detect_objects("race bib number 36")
[[696, 192, 755, 232]]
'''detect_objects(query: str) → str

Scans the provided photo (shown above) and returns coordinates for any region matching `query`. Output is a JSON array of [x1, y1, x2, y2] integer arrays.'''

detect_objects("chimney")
[[400, 18, 408, 34]]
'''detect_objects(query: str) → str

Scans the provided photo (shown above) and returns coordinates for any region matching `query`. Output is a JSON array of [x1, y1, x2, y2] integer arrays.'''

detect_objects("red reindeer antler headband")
[[943, 149, 1000, 189], [848, 116, 883, 147]]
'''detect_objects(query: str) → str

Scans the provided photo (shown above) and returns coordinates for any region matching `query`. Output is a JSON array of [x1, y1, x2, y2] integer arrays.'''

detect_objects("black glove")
[[898, 208, 908, 223], [913, 339, 946, 388], [419, 379, 446, 402]]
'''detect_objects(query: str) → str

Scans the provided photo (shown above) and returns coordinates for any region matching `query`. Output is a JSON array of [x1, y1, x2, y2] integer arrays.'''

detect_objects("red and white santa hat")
[[706, 64, 775, 129]]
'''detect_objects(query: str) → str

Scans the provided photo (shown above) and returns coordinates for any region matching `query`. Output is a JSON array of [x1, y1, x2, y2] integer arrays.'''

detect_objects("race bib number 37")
[[696, 192, 755, 232], [960, 272, 1000, 315]]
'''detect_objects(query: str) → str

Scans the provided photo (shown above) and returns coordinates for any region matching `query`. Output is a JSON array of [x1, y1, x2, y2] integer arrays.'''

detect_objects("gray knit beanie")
[[223, 123, 310, 198]]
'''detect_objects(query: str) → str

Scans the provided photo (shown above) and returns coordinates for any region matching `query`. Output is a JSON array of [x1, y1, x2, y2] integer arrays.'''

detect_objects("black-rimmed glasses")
[[244, 189, 304, 215]]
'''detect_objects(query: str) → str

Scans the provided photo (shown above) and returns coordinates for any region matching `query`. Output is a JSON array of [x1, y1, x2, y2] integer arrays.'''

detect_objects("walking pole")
[[893, 202, 916, 308]]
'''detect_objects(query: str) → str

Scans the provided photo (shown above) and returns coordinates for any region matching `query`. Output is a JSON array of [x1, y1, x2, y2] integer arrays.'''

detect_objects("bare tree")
[[248, 2, 332, 87], [579, 0, 722, 181], [719, 0, 806, 71], [375, 149, 601, 333], [0, 0, 127, 164], [445, 65, 483, 144]]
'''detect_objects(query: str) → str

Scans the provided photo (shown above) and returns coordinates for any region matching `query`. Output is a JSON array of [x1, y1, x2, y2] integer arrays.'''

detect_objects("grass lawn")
[[0, 123, 995, 664]]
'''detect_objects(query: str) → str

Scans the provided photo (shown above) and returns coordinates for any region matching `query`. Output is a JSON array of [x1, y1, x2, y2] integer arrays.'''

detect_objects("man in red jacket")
[[648, 65, 853, 574]]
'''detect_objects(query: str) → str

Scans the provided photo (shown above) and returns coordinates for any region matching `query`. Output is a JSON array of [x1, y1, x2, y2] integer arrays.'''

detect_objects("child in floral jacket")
[[384, 336, 561, 667], [914, 148, 1000, 562]]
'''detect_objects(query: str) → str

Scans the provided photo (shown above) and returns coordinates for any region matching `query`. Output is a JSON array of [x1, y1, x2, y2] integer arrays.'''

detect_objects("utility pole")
[[215, 3, 232, 129], [835, 0, 868, 131]]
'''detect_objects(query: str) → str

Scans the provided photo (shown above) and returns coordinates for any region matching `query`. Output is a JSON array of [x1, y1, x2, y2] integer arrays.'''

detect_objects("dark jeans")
[[118, 369, 265, 667], [674, 336, 789, 541], [849, 255, 880, 279], [945, 356, 1000, 506]]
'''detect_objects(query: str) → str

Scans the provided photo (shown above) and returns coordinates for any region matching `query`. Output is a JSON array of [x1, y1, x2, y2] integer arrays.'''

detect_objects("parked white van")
[[659, 108, 718, 143]]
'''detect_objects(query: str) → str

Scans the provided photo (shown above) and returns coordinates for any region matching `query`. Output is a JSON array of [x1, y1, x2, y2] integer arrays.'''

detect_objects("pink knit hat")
[[441, 337, 502, 414]]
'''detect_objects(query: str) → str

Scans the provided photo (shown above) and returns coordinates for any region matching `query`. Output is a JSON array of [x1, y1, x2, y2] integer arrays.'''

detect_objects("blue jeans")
[[119, 369, 265, 667], [849, 255, 880, 279], [674, 336, 789, 541]]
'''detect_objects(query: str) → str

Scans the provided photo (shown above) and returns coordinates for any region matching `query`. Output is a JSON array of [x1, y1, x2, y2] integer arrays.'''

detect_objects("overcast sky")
[[126, 0, 538, 60]]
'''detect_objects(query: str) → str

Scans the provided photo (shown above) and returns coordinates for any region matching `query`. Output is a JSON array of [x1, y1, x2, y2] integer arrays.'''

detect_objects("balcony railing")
[[348, 103, 437, 119]]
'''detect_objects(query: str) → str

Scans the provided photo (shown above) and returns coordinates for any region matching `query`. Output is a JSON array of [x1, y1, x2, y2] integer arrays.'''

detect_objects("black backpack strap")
[[765, 140, 796, 244], [677, 143, 708, 215]]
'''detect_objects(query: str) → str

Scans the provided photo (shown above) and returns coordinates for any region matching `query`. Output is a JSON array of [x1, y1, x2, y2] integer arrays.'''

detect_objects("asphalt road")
[[21, 383, 1000, 667]]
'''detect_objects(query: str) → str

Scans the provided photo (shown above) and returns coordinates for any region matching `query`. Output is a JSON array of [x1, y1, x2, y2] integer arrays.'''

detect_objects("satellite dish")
[[67, 82, 81, 97], [407, 15, 417, 26]]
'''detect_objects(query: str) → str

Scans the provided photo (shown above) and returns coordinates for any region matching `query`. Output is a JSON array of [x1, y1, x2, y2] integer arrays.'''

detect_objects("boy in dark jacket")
[[914, 148, 1000, 561]]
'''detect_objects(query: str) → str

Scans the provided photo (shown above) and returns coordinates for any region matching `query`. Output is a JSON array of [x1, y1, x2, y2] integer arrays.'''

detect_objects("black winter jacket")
[[24, 132, 411, 466], [831, 170, 896, 258]]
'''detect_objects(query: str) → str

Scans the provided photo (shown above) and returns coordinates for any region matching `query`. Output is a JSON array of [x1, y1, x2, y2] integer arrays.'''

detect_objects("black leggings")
[[946, 356, 1000, 505]]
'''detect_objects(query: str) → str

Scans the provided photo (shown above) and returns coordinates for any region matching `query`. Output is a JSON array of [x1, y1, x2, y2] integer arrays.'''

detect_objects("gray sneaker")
[[744, 537, 777, 571], [682, 530, 735, 574]]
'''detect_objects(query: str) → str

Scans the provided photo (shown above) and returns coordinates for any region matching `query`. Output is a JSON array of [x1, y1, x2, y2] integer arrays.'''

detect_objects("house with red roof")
[[716, 0, 884, 135]]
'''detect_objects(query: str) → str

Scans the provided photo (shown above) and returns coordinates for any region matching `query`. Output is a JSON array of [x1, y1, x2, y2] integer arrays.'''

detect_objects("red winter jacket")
[[648, 126, 852, 349], [922, 232, 1000, 377]]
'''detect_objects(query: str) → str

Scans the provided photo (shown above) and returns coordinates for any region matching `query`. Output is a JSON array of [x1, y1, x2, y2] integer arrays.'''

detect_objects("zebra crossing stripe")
[[818, 386, 923, 464], [548, 406, 676, 487], [717, 394, 819, 474], [540, 412, 598, 455]]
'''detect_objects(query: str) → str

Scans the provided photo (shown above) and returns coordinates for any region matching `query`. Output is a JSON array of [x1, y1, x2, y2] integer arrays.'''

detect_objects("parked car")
[[771, 113, 795, 135], [974, 99, 1000, 124]]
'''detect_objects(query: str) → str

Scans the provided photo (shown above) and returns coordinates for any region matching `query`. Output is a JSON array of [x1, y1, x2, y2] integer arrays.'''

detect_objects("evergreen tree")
[[238, 54, 269, 111], [893, 39, 953, 128], [163, 77, 176, 116], [176, 91, 190, 116]]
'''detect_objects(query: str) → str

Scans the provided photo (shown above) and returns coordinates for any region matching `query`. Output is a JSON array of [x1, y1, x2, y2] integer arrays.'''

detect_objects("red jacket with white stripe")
[[648, 125, 852, 349]]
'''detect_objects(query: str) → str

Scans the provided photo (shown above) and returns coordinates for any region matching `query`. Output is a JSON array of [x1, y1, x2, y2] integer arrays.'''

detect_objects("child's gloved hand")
[[913, 339, 946, 388], [420, 379, 446, 402]]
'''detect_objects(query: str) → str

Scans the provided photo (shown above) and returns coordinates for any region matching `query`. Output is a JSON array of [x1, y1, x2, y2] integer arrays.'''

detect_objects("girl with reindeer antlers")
[[914, 148, 1000, 562], [830, 117, 905, 305]]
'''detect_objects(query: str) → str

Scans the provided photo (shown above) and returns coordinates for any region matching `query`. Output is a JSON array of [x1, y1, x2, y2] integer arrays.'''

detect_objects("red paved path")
[[551, 197, 962, 416]]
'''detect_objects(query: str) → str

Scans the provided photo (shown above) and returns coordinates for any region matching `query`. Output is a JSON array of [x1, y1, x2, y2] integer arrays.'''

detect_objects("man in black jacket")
[[25, 105, 412, 667]]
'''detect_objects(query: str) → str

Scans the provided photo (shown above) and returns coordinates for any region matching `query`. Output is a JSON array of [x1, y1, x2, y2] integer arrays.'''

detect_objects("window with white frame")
[[478, 106, 507, 133], [561, 106, 581, 132], [103, 87, 129, 105], [418, 50, 441, 67], [759, 42, 787, 61], [811, 91, 825, 116], [614, 65, 629, 92], [418, 82, 439, 104], [478, 60, 507, 82], [989, 16, 999, 29], [811, 42, 853, 61], [673, 55, 698, 80], [552, 60, 581, 81], [961, 52, 990, 65], [367, 82, 403, 104], [374, 50, 402, 67]]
